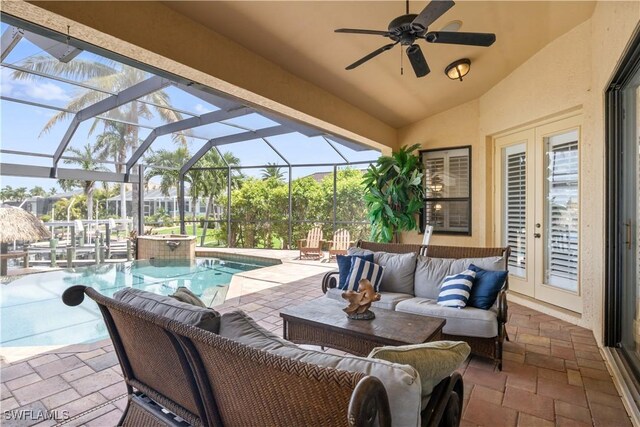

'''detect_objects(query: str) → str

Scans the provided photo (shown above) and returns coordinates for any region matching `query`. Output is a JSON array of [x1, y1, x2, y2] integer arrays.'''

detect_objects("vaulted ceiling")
[[163, 1, 595, 128]]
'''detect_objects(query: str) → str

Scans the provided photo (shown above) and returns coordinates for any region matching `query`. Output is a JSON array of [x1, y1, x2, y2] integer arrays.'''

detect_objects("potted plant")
[[362, 144, 424, 243]]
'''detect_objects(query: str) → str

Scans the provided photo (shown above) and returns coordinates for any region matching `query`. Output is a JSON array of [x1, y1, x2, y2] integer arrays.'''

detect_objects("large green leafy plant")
[[363, 144, 424, 243]]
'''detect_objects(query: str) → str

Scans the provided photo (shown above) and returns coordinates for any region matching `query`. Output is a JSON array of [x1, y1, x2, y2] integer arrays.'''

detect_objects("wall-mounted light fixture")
[[445, 58, 471, 82]]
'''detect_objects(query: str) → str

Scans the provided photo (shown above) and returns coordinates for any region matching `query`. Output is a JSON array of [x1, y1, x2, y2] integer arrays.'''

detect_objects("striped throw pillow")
[[437, 269, 476, 308], [344, 257, 384, 291]]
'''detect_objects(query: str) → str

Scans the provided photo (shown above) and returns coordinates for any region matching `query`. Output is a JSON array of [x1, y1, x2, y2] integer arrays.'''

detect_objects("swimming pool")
[[0, 258, 271, 348]]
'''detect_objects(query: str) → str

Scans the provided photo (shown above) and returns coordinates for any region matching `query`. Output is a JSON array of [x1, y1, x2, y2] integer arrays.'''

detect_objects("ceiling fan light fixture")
[[445, 58, 471, 81], [440, 20, 462, 32]]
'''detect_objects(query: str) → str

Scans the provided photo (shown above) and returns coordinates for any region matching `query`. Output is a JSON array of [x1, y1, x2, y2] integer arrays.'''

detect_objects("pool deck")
[[0, 249, 632, 426]]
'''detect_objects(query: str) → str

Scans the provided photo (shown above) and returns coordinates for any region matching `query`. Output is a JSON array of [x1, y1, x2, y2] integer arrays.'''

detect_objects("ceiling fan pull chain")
[[400, 47, 404, 75]]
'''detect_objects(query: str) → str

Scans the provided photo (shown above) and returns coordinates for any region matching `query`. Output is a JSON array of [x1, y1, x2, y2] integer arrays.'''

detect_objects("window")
[[421, 146, 471, 235], [544, 132, 579, 290], [502, 143, 527, 276]]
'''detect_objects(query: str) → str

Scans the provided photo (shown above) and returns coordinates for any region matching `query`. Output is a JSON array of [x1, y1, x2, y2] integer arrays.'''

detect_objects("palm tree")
[[12, 187, 29, 203], [260, 162, 285, 181], [0, 186, 14, 202], [30, 186, 47, 197], [95, 121, 139, 219], [144, 147, 194, 229], [197, 151, 241, 245], [11, 57, 186, 230], [60, 144, 108, 219], [144, 147, 191, 197]]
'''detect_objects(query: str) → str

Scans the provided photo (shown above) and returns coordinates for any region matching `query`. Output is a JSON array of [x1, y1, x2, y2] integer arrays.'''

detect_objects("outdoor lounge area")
[[1, 0, 640, 426], [0, 249, 628, 427]]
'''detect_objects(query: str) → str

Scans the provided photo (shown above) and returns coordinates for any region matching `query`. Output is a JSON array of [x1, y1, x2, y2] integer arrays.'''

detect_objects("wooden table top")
[[280, 297, 446, 346]]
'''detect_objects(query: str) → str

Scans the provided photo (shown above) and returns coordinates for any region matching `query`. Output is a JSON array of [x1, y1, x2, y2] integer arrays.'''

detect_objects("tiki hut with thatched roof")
[[0, 205, 51, 275]]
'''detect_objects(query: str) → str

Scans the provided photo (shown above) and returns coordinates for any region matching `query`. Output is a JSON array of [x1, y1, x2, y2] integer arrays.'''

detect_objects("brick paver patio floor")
[[0, 257, 631, 426]]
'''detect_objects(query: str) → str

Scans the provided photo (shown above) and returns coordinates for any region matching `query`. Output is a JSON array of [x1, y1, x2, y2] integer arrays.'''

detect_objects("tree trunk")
[[130, 101, 140, 232], [116, 148, 127, 222], [120, 184, 127, 221], [200, 195, 213, 246], [86, 184, 94, 220], [191, 196, 197, 236]]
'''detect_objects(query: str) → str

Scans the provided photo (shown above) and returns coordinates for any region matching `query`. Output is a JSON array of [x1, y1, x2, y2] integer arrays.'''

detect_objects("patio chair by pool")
[[328, 228, 351, 260], [298, 226, 324, 259]]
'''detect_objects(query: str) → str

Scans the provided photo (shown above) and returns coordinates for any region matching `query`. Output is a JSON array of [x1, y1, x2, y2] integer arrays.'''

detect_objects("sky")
[[0, 21, 379, 194]]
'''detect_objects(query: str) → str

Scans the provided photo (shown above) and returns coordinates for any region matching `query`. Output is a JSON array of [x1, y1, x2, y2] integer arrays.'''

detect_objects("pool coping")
[[194, 250, 283, 267]]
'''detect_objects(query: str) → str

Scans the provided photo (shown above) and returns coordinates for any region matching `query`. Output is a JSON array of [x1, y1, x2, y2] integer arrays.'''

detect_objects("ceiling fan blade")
[[335, 28, 391, 36], [411, 0, 455, 32], [345, 42, 398, 70], [406, 45, 430, 78], [425, 31, 496, 46]]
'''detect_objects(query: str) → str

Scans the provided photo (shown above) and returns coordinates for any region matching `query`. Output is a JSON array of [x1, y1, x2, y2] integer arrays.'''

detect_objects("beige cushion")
[[170, 287, 207, 308], [414, 255, 507, 299], [218, 311, 291, 351], [347, 247, 374, 257], [113, 288, 220, 333], [219, 310, 422, 427], [396, 297, 498, 338], [325, 288, 412, 310], [369, 341, 470, 397], [374, 252, 418, 294], [348, 249, 419, 295]]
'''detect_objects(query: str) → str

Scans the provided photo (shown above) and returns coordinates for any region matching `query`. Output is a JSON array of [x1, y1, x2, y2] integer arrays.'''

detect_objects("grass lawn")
[[150, 224, 284, 249], [152, 224, 225, 247]]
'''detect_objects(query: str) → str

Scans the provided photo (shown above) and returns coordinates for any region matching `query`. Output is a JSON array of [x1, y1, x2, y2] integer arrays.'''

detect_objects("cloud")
[[23, 81, 70, 102], [0, 67, 71, 103], [193, 103, 212, 115]]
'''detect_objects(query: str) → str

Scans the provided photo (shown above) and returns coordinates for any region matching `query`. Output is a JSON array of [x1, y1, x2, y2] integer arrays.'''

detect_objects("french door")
[[494, 115, 582, 313]]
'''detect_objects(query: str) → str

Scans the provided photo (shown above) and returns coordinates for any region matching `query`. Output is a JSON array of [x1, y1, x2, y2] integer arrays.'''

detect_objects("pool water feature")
[[0, 258, 270, 348]]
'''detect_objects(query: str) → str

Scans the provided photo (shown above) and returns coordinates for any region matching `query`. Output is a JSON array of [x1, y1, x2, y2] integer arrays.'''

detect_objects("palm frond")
[[11, 56, 118, 83]]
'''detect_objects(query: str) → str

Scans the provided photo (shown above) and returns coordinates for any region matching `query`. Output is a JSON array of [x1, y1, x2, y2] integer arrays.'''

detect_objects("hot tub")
[[137, 234, 196, 260]]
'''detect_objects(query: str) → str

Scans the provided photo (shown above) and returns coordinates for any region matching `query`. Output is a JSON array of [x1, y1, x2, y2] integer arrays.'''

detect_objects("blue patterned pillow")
[[344, 257, 384, 291], [336, 254, 374, 289], [437, 269, 476, 308]]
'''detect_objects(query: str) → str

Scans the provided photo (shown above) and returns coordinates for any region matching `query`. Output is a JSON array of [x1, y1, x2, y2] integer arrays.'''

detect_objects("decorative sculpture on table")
[[342, 279, 381, 320]]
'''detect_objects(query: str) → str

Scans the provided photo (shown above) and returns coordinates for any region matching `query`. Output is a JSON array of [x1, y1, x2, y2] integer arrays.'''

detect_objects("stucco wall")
[[399, 1, 640, 339], [2, 0, 396, 153]]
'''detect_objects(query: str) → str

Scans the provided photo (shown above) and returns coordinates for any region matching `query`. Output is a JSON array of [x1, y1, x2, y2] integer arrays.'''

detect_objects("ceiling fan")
[[335, 0, 496, 78]]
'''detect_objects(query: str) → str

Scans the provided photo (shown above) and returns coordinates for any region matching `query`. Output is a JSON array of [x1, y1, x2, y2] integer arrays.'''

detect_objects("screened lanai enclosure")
[[0, 16, 380, 252]]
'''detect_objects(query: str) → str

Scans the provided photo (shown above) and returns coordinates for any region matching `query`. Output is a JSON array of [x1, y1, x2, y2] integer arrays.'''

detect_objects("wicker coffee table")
[[280, 298, 446, 356]]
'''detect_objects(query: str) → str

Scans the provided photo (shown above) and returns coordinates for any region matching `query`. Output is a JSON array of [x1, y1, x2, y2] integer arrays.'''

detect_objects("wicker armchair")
[[322, 240, 511, 370], [62, 285, 396, 427]]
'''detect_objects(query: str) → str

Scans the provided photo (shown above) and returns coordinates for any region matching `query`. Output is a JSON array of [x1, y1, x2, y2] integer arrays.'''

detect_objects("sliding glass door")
[[605, 32, 640, 402], [618, 70, 640, 375]]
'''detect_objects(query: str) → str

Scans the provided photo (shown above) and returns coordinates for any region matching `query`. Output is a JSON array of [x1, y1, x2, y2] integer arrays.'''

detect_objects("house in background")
[[3, 191, 82, 218], [105, 186, 222, 219]]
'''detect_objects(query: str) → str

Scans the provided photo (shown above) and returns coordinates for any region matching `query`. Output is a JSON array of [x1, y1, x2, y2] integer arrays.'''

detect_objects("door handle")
[[534, 223, 541, 238], [625, 222, 632, 250]]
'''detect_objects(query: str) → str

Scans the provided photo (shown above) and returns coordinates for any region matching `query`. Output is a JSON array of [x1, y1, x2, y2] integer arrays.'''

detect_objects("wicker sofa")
[[62, 284, 464, 427], [322, 241, 511, 370]]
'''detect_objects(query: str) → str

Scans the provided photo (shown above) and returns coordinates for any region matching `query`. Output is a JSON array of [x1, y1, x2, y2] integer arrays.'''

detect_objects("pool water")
[[0, 258, 266, 347]]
